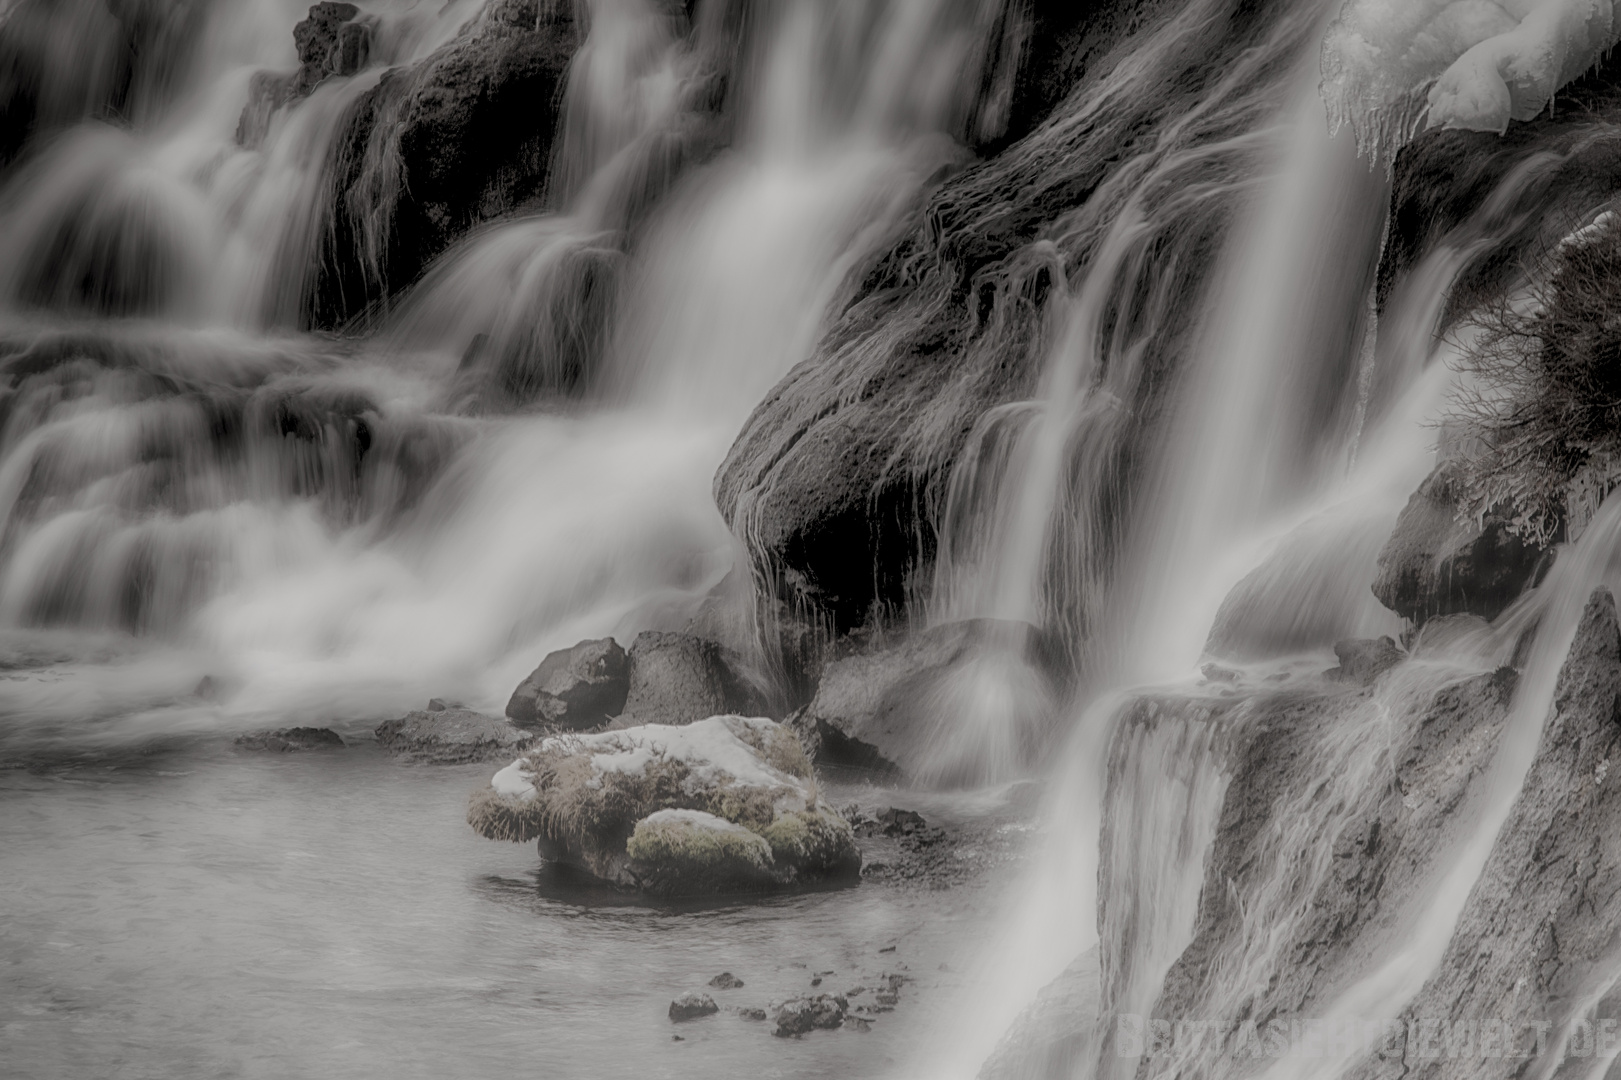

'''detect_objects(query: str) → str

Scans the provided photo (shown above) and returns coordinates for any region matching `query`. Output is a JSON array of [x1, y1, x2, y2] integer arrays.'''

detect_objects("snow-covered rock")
[[1323, 0, 1621, 160], [466, 715, 860, 895]]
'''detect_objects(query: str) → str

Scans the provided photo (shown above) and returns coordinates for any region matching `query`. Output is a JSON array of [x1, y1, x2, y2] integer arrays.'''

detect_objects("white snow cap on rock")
[[1323, 0, 1621, 160], [486, 715, 807, 807]]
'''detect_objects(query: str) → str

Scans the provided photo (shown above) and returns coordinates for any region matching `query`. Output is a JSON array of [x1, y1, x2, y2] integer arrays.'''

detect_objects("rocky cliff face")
[[987, 591, 1621, 1078]]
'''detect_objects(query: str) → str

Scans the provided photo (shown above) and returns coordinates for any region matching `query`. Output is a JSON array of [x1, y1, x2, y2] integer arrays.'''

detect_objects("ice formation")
[[1323, 0, 1621, 161]]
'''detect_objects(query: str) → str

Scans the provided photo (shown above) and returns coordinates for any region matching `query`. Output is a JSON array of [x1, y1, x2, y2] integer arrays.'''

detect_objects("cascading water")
[[11, 0, 1621, 1077], [0, 0, 1010, 750]]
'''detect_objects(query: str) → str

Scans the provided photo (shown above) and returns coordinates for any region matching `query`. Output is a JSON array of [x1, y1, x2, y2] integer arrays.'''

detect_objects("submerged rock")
[[1371, 463, 1551, 627], [1324, 636, 1404, 684], [505, 637, 629, 730], [791, 619, 1057, 785], [620, 631, 766, 726], [708, 972, 744, 989], [234, 727, 345, 752], [772, 994, 847, 1037], [235, 3, 372, 149], [668, 992, 718, 1022], [375, 707, 532, 764], [466, 715, 860, 895], [978, 951, 1101, 1080]]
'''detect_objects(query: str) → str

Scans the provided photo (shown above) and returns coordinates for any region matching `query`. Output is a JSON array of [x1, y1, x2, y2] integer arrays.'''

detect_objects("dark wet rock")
[[1093, 650, 1532, 1066], [714, 0, 1326, 633], [738, 1007, 766, 1021], [620, 631, 766, 726], [467, 716, 859, 895], [1379, 49, 1621, 330], [849, 796, 1028, 890], [772, 994, 847, 1037], [851, 807, 927, 839], [505, 637, 629, 730], [1324, 636, 1404, 685], [707, 972, 744, 990], [235, 3, 372, 149], [668, 992, 717, 1022], [235, 70, 295, 150], [791, 619, 1057, 783], [374, 707, 532, 764], [425, 698, 464, 712], [844, 1016, 872, 1032], [234, 727, 344, 752], [193, 675, 221, 700], [1372, 463, 1552, 628], [977, 951, 1101, 1080], [1351, 589, 1621, 1078], [306, 0, 579, 329]]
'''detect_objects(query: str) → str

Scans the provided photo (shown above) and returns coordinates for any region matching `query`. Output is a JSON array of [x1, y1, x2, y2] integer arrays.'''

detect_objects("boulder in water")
[[667, 992, 718, 1022], [505, 637, 629, 730], [375, 707, 533, 764], [1324, 636, 1404, 685], [772, 994, 848, 1037], [620, 631, 766, 726], [791, 619, 1058, 786], [1371, 463, 1552, 627], [466, 715, 859, 895], [234, 727, 345, 752]]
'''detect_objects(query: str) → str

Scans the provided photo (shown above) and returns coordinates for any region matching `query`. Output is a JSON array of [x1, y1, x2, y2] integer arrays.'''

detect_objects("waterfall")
[[0, 0, 1019, 751]]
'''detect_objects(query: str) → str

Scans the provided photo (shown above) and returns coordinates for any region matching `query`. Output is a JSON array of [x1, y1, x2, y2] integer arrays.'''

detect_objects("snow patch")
[[490, 758, 536, 800], [1323, 0, 1621, 161], [637, 807, 758, 835], [553, 715, 796, 792]]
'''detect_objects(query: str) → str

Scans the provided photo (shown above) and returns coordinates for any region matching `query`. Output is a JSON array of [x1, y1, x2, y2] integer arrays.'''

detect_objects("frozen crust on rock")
[[1323, 0, 1621, 160], [466, 715, 860, 894]]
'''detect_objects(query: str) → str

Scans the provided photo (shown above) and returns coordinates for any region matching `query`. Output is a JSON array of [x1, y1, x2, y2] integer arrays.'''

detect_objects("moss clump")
[[732, 719, 814, 780], [758, 808, 862, 880], [1449, 215, 1621, 544], [625, 811, 775, 893]]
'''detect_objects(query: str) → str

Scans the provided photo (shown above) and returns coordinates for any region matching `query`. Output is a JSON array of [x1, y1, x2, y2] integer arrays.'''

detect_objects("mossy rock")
[[467, 715, 860, 895]]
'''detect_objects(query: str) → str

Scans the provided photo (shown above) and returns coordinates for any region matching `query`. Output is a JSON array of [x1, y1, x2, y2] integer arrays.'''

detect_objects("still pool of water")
[[0, 744, 1010, 1080]]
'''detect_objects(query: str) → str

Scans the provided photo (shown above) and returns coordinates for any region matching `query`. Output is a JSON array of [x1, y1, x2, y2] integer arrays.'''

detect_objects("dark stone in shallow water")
[[1324, 636, 1404, 685], [707, 972, 744, 989], [505, 637, 629, 731], [374, 708, 531, 764], [235, 727, 345, 752], [772, 994, 847, 1037], [619, 631, 767, 726], [668, 992, 718, 1022]]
